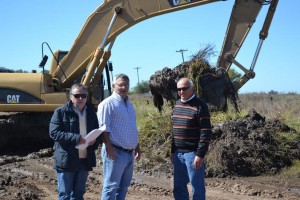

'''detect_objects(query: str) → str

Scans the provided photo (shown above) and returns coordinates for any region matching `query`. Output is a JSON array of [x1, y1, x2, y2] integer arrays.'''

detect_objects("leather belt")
[[112, 144, 134, 153]]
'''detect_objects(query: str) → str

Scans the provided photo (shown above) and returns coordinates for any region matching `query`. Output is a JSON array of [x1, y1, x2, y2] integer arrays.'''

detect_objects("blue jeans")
[[101, 145, 134, 200], [173, 151, 206, 200], [56, 159, 89, 200]]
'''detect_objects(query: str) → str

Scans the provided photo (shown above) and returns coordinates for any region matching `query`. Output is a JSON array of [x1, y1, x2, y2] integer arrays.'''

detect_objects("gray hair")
[[177, 78, 194, 87], [188, 79, 194, 87], [113, 73, 130, 83]]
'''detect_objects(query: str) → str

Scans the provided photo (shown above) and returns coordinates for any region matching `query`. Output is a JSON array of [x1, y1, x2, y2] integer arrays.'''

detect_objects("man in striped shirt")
[[171, 77, 212, 200]]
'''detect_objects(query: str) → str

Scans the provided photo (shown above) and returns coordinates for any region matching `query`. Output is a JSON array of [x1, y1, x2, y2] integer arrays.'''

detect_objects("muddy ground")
[[0, 148, 299, 200], [0, 109, 300, 200]]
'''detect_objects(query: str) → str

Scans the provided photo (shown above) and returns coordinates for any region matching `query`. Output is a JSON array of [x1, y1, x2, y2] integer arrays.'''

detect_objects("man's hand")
[[134, 144, 141, 161], [170, 153, 174, 164], [102, 132, 116, 159], [79, 137, 86, 144], [106, 144, 116, 160], [194, 156, 204, 170]]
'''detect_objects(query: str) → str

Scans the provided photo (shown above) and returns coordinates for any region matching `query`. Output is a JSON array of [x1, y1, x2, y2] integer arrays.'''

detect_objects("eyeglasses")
[[177, 87, 190, 92], [72, 94, 87, 99]]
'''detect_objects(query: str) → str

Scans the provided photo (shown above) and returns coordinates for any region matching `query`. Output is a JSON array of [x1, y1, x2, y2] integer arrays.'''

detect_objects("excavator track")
[[0, 112, 53, 154]]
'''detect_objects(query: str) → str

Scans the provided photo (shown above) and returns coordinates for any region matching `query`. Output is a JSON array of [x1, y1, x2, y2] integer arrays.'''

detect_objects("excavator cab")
[[39, 48, 113, 103], [0, 47, 113, 151]]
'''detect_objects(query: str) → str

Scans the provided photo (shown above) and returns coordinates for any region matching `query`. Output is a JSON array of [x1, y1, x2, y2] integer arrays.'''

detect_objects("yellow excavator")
[[0, 0, 279, 150]]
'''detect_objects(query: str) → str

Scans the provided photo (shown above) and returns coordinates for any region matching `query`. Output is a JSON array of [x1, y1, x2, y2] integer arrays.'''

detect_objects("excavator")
[[0, 0, 279, 151]]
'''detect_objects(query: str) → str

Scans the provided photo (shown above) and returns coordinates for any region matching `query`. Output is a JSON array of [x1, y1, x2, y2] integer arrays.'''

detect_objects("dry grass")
[[278, 160, 300, 178], [238, 93, 300, 131]]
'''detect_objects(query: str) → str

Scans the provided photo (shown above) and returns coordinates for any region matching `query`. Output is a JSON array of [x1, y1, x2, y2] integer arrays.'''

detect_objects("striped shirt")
[[97, 92, 138, 149], [171, 96, 212, 158]]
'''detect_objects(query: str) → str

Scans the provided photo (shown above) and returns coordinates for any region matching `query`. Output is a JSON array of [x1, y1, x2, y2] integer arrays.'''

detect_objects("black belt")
[[112, 144, 134, 153]]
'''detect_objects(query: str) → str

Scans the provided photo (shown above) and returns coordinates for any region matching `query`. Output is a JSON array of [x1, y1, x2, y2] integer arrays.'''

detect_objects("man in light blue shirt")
[[97, 73, 141, 200]]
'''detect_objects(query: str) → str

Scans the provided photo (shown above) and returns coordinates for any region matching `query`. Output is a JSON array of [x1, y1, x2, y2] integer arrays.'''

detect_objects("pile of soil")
[[207, 109, 299, 177], [135, 109, 299, 178]]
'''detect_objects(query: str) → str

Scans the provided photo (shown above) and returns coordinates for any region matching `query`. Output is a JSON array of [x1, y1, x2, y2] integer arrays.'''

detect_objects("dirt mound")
[[206, 109, 299, 177], [137, 109, 299, 179]]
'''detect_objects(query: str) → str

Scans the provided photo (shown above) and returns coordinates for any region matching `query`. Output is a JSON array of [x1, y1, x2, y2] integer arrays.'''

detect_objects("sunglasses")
[[177, 87, 190, 92], [72, 93, 87, 99]]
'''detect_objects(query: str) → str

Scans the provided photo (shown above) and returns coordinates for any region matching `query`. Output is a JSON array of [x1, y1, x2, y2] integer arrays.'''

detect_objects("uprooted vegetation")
[[149, 44, 238, 113]]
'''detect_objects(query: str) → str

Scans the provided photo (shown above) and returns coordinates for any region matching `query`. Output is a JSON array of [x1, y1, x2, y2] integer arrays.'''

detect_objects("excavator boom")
[[54, 0, 223, 87]]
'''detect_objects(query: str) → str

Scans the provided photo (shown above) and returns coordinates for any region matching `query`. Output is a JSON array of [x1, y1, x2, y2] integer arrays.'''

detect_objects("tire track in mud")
[[1, 149, 299, 200], [0, 151, 174, 200]]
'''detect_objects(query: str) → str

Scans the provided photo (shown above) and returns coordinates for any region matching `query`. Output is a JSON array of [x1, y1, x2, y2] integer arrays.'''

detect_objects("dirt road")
[[0, 148, 299, 200]]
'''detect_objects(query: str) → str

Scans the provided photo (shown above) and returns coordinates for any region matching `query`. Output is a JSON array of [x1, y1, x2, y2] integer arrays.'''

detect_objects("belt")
[[112, 144, 134, 153]]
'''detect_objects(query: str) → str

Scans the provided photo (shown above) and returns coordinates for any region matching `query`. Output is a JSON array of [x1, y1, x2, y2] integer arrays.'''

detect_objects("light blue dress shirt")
[[97, 92, 138, 149]]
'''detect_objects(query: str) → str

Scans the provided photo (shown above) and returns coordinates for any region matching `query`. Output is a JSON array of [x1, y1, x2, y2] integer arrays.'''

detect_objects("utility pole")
[[176, 49, 188, 62], [133, 67, 141, 85]]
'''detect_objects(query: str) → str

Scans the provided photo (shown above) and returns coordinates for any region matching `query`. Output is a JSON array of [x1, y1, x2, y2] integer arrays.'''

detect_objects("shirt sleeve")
[[197, 100, 212, 158], [97, 102, 111, 133]]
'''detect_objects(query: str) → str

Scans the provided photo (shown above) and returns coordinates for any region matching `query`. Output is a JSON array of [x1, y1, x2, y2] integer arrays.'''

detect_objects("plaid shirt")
[[97, 92, 138, 149]]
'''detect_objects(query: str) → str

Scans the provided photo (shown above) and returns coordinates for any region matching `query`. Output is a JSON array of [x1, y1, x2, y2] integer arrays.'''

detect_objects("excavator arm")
[[216, 0, 279, 90]]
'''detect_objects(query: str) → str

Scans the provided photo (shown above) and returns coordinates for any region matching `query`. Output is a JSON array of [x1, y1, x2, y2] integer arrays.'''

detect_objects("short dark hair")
[[70, 83, 88, 96], [113, 74, 130, 83]]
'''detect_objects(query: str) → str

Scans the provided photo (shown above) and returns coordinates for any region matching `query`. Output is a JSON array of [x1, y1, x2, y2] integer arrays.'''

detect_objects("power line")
[[133, 67, 141, 85], [176, 49, 188, 62]]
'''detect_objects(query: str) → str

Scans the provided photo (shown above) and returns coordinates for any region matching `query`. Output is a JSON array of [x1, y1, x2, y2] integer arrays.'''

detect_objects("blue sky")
[[0, 0, 299, 93]]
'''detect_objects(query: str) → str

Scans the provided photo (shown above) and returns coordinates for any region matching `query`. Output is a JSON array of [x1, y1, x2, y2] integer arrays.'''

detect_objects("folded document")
[[76, 125, 106, 150]]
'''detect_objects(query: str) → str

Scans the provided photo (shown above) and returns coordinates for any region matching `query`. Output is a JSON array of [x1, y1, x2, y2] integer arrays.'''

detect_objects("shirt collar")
[[112, 91, 128, 102], [181, 94, 195, 103], [73, 105, 86, 116]]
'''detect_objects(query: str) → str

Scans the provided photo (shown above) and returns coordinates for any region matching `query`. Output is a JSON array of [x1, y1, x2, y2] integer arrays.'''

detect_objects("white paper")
[[76, 125, 106, 150]]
